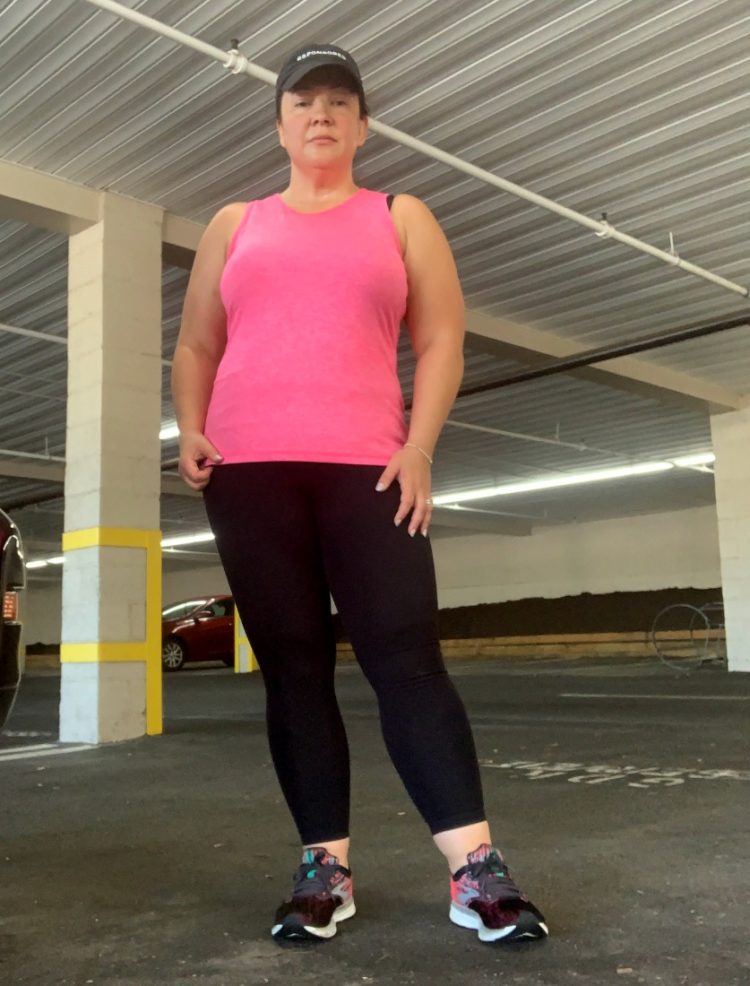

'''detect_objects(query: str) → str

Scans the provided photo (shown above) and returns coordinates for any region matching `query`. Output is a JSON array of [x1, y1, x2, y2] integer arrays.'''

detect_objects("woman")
[[172, 43, 547, 946]]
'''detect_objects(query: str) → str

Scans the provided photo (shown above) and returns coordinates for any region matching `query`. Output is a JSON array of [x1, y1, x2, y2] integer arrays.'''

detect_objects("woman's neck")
[[281, 172, 359, 211]]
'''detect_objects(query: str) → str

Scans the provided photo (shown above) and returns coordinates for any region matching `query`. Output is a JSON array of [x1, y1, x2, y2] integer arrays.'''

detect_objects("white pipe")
[[371, 118, 748, 298], [0, 447, 66, 462], [84, 0, 276, 84], [0, 322, 67, 346], [443, 418, 620, 456], [0, 323, 173, 376], [83, 0, 748, 299]]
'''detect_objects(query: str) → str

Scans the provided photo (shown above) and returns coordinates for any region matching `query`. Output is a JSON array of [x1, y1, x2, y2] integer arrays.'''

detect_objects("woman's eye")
[[295, 98, 347, 106]]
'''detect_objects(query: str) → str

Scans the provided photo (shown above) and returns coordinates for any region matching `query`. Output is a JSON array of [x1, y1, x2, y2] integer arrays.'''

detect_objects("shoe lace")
[[470, 855, 522, 902], [290, 859, 341, 898]]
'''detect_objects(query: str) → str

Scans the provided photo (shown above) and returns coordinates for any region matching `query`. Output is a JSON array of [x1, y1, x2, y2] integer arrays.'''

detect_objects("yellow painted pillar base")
[[61, 527, 162, 736], [233, 605, 259, 673]]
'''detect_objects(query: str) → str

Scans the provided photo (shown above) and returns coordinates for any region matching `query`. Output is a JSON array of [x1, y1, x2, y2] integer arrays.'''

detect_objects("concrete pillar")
[[60, 192, 163, 742], [710, 407, 750, 673], [234, 606, 259, 673]]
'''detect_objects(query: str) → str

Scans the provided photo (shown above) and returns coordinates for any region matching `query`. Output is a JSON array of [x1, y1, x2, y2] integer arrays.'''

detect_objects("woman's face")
[[276, 82, 368, 171]]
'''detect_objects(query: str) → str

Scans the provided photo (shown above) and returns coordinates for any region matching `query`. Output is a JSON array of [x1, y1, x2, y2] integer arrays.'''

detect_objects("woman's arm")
[[171, 202, 245, 490], [398, 194, 465, 458], [376, 194, 465, 536]]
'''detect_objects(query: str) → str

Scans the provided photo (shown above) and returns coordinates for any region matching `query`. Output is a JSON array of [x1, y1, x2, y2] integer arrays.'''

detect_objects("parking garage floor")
[[2, 656, 749, 986]]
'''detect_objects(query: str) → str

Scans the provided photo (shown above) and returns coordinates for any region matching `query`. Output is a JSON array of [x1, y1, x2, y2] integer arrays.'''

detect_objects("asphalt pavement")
[[2, 655, 748, 986]]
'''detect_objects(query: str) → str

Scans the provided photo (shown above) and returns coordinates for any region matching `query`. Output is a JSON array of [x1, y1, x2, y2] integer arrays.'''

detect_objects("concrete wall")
[[21, 505, 720, 645], [22, 584, 64, 647], [161, 565, 230, 605], [433, 504, 721, 609]]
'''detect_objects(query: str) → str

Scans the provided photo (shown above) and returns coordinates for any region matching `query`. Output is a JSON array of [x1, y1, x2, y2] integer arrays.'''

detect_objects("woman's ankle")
[[432, 821, 492, 874], [303, 837, 351, 868]]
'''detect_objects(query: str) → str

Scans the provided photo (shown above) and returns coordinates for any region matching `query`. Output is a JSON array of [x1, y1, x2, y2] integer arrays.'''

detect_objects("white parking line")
[[481, 759, 750, 788], [0, 743, 92, 762], [560, 693, 749, 701], [3, 730, 55, 738]]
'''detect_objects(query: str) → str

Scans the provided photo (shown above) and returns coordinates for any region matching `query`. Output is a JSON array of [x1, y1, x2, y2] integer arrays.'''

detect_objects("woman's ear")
[[276, 119, 286, 149]]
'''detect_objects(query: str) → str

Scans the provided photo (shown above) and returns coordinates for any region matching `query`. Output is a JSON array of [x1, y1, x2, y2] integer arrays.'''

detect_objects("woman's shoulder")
[[213, 201, 250, 224], [388, 193, 433, 216], [207, 202, 252, 257], [386, 194, 440, 257]]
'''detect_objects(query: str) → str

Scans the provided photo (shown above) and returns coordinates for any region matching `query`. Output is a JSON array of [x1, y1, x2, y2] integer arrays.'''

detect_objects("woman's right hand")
[[178, 429, 224, 491]]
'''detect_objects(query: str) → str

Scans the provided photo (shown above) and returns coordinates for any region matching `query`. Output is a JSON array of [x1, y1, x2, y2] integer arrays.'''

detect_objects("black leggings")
[[203, 461, 486, 844]]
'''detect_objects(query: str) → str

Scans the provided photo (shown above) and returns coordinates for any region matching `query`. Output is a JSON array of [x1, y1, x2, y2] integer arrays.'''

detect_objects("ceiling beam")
[[162, 213, 203, 269], [431, 507, 531, 536], [465, 310, 745, 414], [0, 161, 201, 264], [3, 159, 741, 414], [0, 161, 98, 234], [0, 459, 65, 483]]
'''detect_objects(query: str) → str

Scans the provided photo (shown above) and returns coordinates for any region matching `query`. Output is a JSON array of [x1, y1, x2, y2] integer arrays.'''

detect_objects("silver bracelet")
[[404, 442, 433, 465]]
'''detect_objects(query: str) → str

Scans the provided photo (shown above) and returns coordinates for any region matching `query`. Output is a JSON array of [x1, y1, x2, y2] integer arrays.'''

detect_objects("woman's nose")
[[310, 98, 334, 119]]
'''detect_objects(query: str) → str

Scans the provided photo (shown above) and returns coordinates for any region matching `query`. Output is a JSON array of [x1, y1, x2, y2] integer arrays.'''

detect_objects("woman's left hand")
[[376, 446, 433, 537]]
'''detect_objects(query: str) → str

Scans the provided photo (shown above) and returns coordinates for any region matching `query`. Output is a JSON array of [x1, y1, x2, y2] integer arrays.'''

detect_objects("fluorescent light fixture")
[[160, 532, 216, 549], [159, 423, 180, 441], [432, 461, 675, 506], [28, 532, 216, 568], [672, 452, 716, 468], [22, 450, 710, 569]]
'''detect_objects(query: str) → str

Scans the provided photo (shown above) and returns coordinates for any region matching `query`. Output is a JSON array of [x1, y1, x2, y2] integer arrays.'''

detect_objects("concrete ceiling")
[[1, 0, 748, 567]]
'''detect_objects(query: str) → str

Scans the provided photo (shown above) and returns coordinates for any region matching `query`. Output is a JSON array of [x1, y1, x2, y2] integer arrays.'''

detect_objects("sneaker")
[[271, 847, 355, 942], [449, 844, 548, 943]]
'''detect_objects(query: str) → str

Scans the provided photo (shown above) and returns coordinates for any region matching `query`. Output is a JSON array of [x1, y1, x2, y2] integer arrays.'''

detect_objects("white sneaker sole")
[[450, 902, 549, 943], [272, 898, 356, 941]]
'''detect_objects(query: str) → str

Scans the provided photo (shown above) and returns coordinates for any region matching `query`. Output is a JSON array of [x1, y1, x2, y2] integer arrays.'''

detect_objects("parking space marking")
[[0, 743, 92, 763], [480, 759, 750, 788], [560, 693, 749, 701], [3, 730, 55, 738]]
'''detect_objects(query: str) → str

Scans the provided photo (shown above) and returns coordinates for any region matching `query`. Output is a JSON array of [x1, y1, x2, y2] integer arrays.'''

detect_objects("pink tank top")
[[204, 188, 408, 466]]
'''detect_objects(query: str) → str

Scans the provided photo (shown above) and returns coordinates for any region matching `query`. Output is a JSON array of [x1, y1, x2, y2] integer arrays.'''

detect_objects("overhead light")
[[159, 423, 180, 441], [160, 532, 215, 549], [23, 450, 711, 569], [432, 461, 675, 506], [672, 452, 715, 468], [27, 532, 216, 569]]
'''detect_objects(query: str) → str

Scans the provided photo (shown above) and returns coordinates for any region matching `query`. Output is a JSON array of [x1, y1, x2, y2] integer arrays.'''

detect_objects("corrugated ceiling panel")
[[1, 0, 747, 541]]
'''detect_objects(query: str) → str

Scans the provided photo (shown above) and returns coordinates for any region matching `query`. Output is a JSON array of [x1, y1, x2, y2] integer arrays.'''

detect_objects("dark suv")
[[161, 595, 235, 671], [1, 509, 26, 730]]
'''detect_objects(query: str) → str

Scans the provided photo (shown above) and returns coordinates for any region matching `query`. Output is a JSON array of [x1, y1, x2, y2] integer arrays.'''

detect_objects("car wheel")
[[162, 638, 186, 671]]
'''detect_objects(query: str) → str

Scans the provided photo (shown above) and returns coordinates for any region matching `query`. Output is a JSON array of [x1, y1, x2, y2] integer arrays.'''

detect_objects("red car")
[[161, 595, 235, 671]]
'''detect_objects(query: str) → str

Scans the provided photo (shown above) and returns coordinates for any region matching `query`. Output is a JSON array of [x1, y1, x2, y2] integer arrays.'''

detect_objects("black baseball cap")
[[275, 44, 364, 98]]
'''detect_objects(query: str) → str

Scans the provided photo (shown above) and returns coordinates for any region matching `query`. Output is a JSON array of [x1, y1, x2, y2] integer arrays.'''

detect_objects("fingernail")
[[212, 455, 223, 462], [421, 530, 428, 537], [409, 529, 415, 537], [375, 483, 385, 491], [394, 518, 401, 527]]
